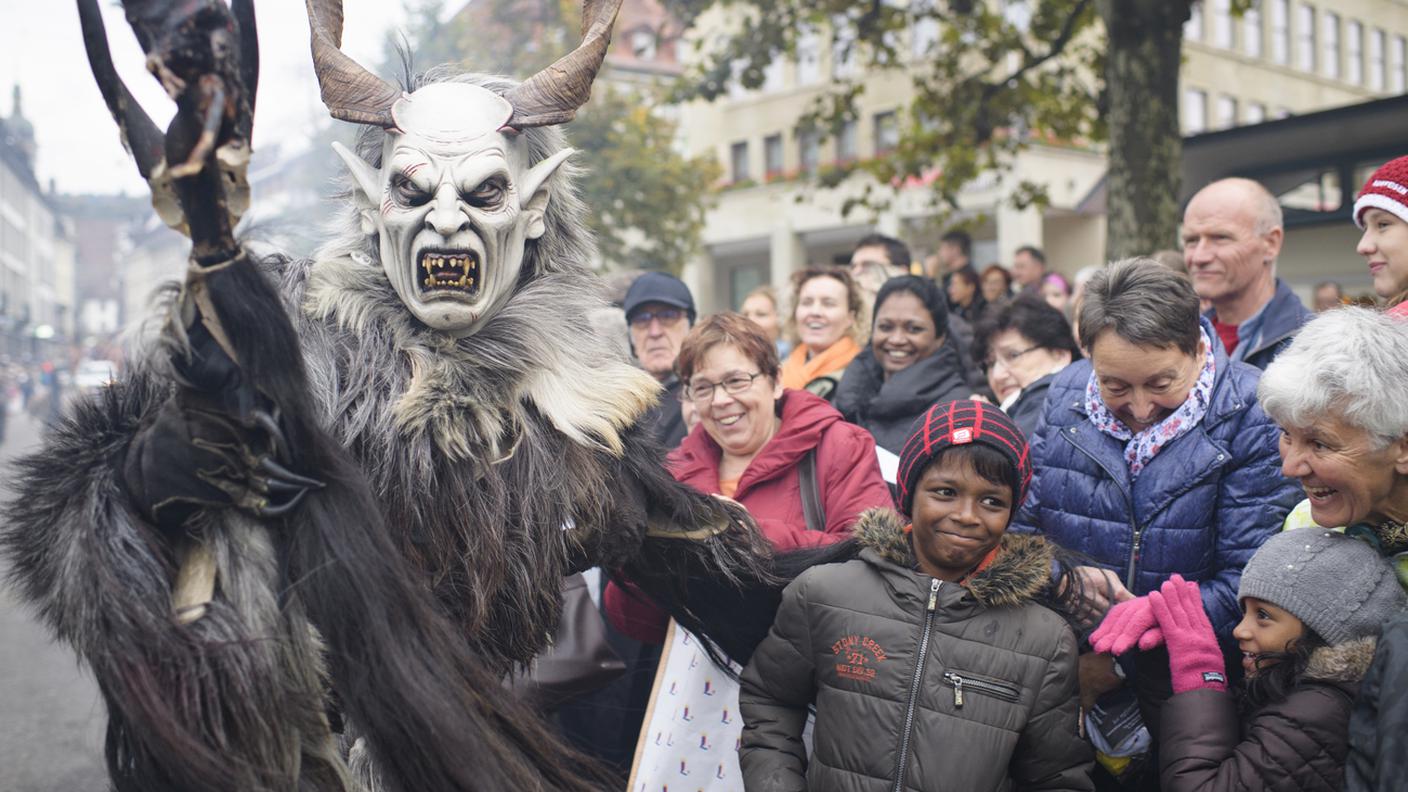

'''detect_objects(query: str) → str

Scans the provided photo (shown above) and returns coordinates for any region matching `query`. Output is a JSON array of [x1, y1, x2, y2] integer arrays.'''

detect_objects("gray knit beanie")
[[1238, 529, 1405, 646]]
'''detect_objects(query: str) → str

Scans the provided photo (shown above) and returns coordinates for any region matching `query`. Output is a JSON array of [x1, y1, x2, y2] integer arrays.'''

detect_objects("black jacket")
[[1004, 371, 1057, 440], [1347, 614, 1408, 792], [642, 375, 687, 449], [833, 342, 972, 454]]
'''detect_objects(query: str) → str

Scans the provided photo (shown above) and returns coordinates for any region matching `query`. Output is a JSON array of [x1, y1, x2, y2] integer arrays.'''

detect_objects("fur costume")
[[2, 2, 771, 791]]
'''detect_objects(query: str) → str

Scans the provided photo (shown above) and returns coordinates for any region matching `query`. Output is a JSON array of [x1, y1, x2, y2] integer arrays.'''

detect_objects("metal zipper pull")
[[951, 674, 964, 708], [927, 578, 941, 611]]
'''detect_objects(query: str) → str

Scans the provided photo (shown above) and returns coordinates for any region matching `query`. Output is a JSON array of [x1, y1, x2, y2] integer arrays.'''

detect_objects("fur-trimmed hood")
[[1304, 636, 1378, 684], [851, 508, 1055, 608]]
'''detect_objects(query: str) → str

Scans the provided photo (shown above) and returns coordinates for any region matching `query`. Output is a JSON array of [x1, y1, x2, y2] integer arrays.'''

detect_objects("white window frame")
[[1346, 20, 1363, 85], [1297, 3, 1316, 73], [1243, 1, 1264, 58], [1322, 12, 1340, 79], [1369, 28, 1386, 91], [1271, 0, 1290, 64], [1184, 88, 1208, 134], [1213, 0, 1234, 48], [1394, 36, 1407, 93], [1216, 95, 1239, 130], [1185, 3, 1204, 42], [729, 141, 750, 183]]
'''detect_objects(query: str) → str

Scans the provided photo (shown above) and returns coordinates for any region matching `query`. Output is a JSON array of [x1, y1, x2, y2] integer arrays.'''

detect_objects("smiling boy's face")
[[909, 451, 1012, 582]]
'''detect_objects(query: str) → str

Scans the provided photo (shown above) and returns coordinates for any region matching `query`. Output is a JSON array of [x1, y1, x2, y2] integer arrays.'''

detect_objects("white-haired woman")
[[1257, 307, 1408, 792], [1258, 307, 1408, 580]]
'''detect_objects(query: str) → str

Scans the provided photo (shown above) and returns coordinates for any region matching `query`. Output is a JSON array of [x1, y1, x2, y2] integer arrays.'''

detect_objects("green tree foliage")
[[389, 0, 720, 273], [665, 0, 1253, 258]]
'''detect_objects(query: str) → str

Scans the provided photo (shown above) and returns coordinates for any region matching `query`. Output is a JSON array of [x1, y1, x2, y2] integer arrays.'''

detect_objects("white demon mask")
[[306, 0, 621, 335], [332, 85, 572, 334]]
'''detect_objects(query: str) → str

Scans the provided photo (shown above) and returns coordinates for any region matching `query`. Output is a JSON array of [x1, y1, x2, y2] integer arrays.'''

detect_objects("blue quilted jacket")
[[1012, 332, 1301, 635]]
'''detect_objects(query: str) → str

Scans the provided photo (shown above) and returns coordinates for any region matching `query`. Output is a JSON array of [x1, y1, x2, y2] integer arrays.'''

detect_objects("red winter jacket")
[[605, 389, 892, 643]]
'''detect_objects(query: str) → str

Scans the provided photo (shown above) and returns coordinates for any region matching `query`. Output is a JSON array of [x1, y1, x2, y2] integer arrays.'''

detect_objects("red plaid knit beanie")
[[1354, 155, 1408, 229], [896, 399, 1032, 517]]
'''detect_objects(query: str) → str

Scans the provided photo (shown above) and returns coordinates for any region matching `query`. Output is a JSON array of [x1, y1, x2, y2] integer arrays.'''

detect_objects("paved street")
[[0, 412, 108, 791]]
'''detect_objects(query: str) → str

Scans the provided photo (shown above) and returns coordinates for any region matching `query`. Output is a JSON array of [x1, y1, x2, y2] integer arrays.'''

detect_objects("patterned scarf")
[[1084, 329, 1216, 479]]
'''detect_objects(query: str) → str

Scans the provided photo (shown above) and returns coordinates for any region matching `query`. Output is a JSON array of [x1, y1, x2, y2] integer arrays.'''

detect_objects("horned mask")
[[307, 0, 622, 335]]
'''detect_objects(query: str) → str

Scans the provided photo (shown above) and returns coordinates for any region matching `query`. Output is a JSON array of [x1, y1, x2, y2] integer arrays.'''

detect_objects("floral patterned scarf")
[[1084, 328, 1216, 479]]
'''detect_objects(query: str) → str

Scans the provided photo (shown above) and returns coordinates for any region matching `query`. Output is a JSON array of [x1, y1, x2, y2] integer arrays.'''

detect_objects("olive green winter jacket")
[[738, 509, 1094, 792]]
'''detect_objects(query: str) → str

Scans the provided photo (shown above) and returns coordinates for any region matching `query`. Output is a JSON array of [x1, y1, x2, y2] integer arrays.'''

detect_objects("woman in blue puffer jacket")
[[1011, 258, 1301, 736]]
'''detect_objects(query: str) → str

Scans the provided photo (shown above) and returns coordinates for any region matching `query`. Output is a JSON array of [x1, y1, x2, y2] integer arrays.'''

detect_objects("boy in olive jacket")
[[739, 400, 1093, 791]]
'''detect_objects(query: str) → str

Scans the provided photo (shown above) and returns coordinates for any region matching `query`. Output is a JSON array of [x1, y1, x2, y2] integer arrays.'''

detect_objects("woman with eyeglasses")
[[973, 295, 1082, 438], [605, 312, 891, 639], [833, 276, 974, 455], [780, 266, 865, 402]]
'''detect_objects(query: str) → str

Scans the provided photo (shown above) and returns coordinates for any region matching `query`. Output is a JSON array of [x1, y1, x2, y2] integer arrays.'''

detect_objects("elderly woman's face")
[[687, 342, 783, 462], [1089, 331, 1205, 433], [795, 276, 855, 353], [1278, 413, 1408, 528], [872, 291, 943, 378], [1357, 208, 1408, 300]]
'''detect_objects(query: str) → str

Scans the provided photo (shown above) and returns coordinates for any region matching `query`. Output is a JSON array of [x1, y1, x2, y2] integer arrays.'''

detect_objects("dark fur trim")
[[851, 507, 1055, 608]]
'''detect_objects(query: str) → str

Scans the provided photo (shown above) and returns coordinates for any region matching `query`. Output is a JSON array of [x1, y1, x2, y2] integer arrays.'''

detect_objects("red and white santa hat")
[[1354, 155, 1408, 229]]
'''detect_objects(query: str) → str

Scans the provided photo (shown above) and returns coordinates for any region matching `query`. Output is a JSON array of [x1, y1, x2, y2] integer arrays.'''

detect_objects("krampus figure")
[[1, 1, 772, 790]]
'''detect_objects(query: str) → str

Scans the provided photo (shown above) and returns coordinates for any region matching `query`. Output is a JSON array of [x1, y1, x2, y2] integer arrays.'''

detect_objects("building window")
[[873, 111, 899, 155], [1347, 20, 1363, 84], [1184, 88, 1208, 134], [762, 57, 785, 93], [837, 119, 858, 162], [1322, 12, 1340, 79], [1394, 35, 1407, 93], [1243, 1, 1263, 58], [1212, 0, 1234, 48], [630, 28, 657, 61], [730, 141, 750, 183], [1216, 95, 1238, 129], [1369, 28, 1386, 90], [798, 129, 820, 176], [797, 27, 821, 85], [1297, 4, 1316, 72], [763, 134, 784, 179], [1246, 102, 1267, 124], [832, 16, 859, 79], [1185, 3, 1204, 42], [911, 0, 941, 59], [1271, 0, 1290, 64]]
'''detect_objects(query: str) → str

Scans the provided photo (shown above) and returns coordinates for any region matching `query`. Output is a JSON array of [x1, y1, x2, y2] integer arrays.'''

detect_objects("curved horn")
[[304, 0, 400, 127], [233, 0, 259, 123], [77, 0, 165, 180], [505, 0, 625, 128]]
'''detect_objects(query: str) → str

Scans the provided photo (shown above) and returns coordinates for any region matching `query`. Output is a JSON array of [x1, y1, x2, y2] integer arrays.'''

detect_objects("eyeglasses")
[[629, 307, 685, 327], [982, 345, 1040, 373], [682, 372, 765, 403]]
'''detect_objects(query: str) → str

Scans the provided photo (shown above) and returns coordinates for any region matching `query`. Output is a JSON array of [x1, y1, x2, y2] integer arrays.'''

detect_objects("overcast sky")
[[0, 0, 415, 196]]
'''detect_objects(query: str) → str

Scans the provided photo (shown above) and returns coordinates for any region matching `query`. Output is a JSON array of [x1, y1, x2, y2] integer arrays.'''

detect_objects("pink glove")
[[1089, 596, 1165, 655], [1148, 575, 1226, 694]]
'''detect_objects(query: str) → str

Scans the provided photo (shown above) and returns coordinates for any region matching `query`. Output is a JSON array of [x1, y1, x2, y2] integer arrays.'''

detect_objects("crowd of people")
[[559, 157, 1408, 792]]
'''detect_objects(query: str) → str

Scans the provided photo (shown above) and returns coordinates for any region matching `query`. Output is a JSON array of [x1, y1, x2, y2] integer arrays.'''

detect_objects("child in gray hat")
[[1099, 528, 1404, 791]]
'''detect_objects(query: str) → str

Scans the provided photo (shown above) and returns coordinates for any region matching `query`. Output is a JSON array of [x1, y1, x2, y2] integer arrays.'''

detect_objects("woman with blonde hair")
[[780, 266, 864, 401]]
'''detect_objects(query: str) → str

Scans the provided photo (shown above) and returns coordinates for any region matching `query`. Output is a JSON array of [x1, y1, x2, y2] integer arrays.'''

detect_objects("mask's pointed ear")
[[519, 148, 574, 240], [332, 141, 382, 235]]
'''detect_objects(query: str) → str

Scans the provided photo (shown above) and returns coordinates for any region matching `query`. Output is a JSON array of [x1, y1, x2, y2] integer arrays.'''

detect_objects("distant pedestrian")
[[740, 285, 791, 358], [1313, 281, 1345, 312], [981, 263, 1015, 304], [946, 264, 987, 324], [1012, 245, 1047, 296], [623, 271, 696, 449]]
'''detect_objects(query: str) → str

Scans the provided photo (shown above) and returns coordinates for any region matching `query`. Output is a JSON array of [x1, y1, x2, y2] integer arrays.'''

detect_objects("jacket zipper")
[[891, 578, 940, 792], [1060, 429, 1143, 590], [942, 672, 1020, 707]]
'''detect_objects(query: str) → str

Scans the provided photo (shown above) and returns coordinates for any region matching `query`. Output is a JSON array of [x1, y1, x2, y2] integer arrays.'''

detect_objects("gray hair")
[[1258, 307, 1408, 447], [1077, 258, 1203, 356]]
